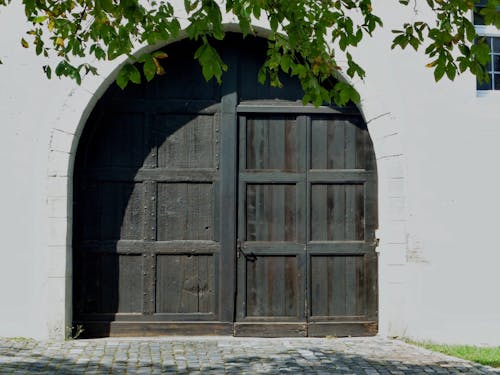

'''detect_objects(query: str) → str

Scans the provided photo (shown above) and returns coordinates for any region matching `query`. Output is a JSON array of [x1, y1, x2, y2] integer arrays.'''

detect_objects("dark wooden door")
[[74, 35, 377, 338], [72, 38, 236, 337], [235, 105, 378, 337]]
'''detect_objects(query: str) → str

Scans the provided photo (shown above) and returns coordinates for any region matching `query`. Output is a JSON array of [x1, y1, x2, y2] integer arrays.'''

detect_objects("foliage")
[[407, 340, 500, 368], [0, 0, 499, 106]]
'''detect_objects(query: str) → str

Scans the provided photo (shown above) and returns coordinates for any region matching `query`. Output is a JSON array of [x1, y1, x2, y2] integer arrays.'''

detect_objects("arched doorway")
[[73, 34, 378, 337]]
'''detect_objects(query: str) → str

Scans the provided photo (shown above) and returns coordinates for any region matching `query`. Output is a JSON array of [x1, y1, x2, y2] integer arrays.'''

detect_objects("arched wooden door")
[[73, 34, 378, 337]]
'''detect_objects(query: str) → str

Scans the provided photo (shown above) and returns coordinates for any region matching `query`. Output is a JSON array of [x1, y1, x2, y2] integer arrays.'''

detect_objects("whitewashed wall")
[[0, 1, 499, 344]]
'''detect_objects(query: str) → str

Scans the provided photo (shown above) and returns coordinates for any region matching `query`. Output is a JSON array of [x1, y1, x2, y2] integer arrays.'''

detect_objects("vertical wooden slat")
[[355, 184, 365, 240], [356, 256, 366, 316], [119, 255, 144, 313], [311, 118, 328, 169], [332, 185, 346, 240], [219, 85, 237, 322], [245, 258, 257, 316], [344, 120, 357, 169], [285, 185, 296, 241], [310, 257, 328, 316], [332, 256, 347, 316], [198, 255, 210, 313], [345, 185, 356, 240], [100, 255, 116, 313], [345, 256, 357, 315], [285, 257, 299, 316], [355, 120, 366, 170], [311, 185, 326, 241], [332, 120, 345, 169]]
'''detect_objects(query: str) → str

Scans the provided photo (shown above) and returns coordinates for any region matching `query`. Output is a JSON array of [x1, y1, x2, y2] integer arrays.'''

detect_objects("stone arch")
[[45, 30, 407, 339]]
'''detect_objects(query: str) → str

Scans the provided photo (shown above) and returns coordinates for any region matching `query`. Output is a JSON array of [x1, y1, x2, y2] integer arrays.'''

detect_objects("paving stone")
[[1, 337, 499, 374]]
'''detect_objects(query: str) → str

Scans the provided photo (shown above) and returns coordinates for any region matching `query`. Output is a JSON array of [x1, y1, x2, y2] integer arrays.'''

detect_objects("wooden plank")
[[333, 118, 345, 169], [157, 183, 213, 241], [311, 185, 327, 241], [285, 184, 296, 241], [364, 251, 379, 321], [143, 181, 156, 241], [306, 242, 372, 254], [234, 323, 307, 337], [345, 256, 357, 315], [245, 256, 258, 316], [155, 254, 214, 315], [285, 117, 299, 171], [332, 185, 346, 240], [355, 118, 366, 170], [153, 114, 215, 169], [310, 118, 328, 170], [242, 243, 305, 254], [78, 240, 220, 254], [310, 256, 328, 317], [142, 113, 157, 168], [345, 185, 356, 240], [156, 255, 182, 313], [344, 120, 357, 169], [285, 256, 300, 317], [237, 102, 359, 115], [181, 255, 198, 313], [270, 116, 285, 170], [143, 254, 155, 315], [82, 168, 217, 182], [307, 322, 378, 337], [307, 170, 372, 183], [239, 116, 247, 171], [99, 255, 117, 313], [76, 322, 233, 338], [86, 113, 145, 169], [355, 255, 366, 316], [332, 256, 347, 316], [108, 99, 219, 114], [365, 178, 378, 240], [77, 312, 218, 322], [239, 172, 303, 183], [77, 183, 100, 241], [198, 255, 212, 313], [270, 257, 285, 316], [256, 185, 268, 241], [219, 90, 237, 323], [355, 184, 366, 240]]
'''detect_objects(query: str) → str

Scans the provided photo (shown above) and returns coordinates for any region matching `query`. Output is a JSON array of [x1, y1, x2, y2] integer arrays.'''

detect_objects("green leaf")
[[116, 65, 131, 89], [142, 54, 156, 81], [434, 62, 446, 81], [129, 65, 141, 84], [32, 15, 47, 23], [445, 63, 456, 80], [21, 38, 29, 48]]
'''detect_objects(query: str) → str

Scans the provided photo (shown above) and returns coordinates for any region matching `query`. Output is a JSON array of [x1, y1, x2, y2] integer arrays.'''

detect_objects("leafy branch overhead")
[[1, 0, 499, 106]]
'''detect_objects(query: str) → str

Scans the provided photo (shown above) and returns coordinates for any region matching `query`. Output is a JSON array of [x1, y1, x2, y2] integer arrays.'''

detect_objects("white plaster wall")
[[0, 1, 499, 344]]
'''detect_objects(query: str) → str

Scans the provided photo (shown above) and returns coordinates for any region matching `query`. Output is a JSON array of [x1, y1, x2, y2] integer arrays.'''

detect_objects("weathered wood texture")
[[236, 111, 377, 336], [74, 34, 377, 337]]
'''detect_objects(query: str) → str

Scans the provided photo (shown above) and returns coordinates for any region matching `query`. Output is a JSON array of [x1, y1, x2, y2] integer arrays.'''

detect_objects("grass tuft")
[[406, 340, 500, 368]]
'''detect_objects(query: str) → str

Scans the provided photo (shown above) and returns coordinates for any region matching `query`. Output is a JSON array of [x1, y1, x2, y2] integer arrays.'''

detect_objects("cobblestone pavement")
[[1, 336, 499, 374]]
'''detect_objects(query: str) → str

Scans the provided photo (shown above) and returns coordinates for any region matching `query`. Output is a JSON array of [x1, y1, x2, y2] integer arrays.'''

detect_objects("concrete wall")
[[0, 1, 499, 344]]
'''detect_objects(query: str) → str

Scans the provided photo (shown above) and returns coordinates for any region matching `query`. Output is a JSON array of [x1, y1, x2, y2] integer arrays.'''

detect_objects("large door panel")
[[235, 114, 307, 336], [235, 110, 378, 337]]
